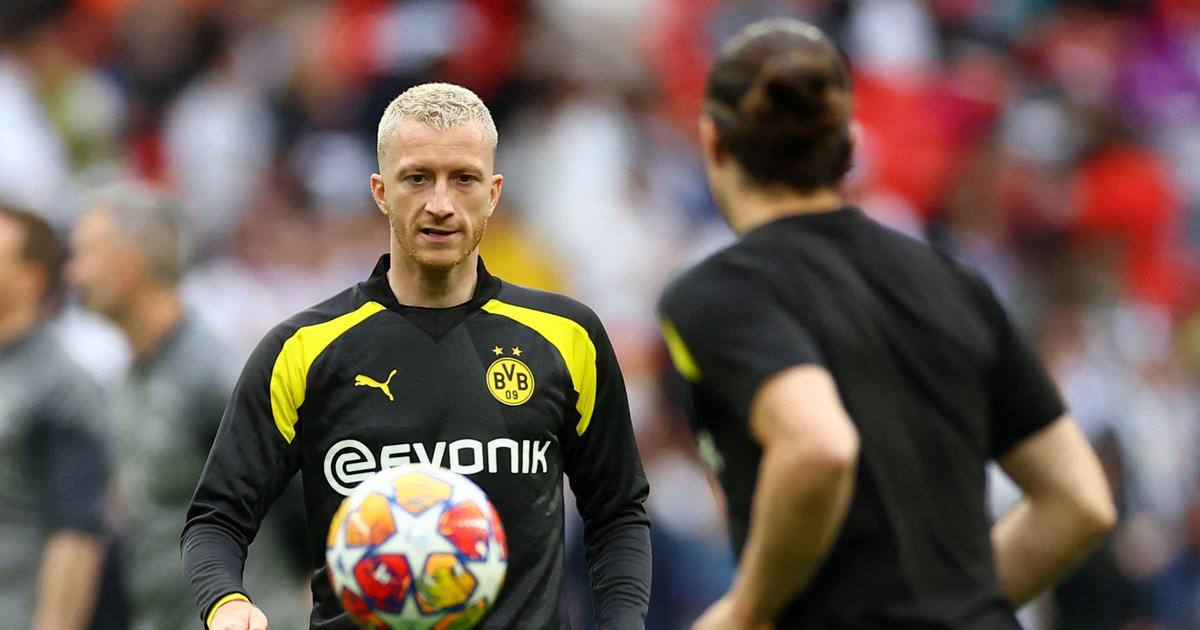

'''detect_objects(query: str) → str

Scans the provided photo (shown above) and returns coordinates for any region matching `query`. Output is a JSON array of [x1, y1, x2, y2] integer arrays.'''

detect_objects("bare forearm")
[[991, 497, 1110, 606], [33, 531, 105, 630], [731, 446, 855, 620]]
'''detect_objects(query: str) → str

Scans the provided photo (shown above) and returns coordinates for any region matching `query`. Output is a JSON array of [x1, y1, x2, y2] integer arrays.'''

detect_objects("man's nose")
[[425, 181, 454, 218]]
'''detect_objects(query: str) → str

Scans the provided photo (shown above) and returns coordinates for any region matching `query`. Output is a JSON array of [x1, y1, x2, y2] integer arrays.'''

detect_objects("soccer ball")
[[325, 464, 508, 629]]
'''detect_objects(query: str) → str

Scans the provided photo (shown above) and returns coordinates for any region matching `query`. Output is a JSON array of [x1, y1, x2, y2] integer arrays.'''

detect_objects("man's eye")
[[407, 174, 427, 184], [456, 174, 478, 184]]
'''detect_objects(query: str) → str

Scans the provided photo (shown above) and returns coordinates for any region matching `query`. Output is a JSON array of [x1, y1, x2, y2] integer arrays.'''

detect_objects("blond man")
[[183, 83, 651, 630]]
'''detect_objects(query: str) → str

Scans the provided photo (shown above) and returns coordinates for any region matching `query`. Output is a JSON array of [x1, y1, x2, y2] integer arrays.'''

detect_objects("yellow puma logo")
[[355, 369, 397, 402]]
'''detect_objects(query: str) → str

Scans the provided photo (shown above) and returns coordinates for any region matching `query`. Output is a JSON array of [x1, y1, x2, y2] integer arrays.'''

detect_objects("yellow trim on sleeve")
[[659, 316, 702, 383], [482, 299, 598, 436], [269, 301, 386, 442], [206, 592, 251, 628]]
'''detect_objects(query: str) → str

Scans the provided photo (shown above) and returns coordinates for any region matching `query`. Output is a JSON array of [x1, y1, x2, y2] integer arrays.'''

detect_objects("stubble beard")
[[390, 210, 489, 270]]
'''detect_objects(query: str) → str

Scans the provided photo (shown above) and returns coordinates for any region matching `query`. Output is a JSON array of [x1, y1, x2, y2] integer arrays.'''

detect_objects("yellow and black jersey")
[[183, 255, 651, 630]]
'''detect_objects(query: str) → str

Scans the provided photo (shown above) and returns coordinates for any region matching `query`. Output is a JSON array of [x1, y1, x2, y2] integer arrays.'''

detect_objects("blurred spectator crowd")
[[1, 0, 1198, 628]]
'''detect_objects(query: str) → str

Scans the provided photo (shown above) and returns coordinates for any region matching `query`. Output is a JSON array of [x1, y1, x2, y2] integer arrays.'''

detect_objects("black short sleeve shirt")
[[659, 208, 1064, 629]]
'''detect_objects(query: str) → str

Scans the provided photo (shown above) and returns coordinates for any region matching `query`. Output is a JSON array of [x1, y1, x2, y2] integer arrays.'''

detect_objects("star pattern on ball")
[[381, 502, 462, 590]]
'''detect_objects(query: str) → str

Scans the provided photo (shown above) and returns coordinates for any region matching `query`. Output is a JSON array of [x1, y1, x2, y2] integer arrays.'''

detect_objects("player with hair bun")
[[659, 18, 1116, 630]]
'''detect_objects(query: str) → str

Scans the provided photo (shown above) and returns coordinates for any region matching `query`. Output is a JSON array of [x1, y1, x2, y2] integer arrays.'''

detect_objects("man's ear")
[[488, 174, 503, 217], [370, 173, 387, 215], [698, 115, 727, 166]]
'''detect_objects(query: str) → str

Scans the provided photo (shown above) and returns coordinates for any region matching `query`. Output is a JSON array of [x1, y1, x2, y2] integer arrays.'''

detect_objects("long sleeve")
[[561, 314, 651, 629], [181, 327, 303, 624]]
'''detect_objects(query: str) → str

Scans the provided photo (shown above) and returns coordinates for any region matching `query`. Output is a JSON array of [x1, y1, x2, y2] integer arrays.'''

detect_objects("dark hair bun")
[[740, 52, 849, 144], [705, 19, 853, 191]]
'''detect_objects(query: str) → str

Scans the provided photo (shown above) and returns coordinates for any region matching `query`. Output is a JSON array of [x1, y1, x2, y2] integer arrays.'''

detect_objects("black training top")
[[659, 207, 1064, 629], [183, 255, 651, 629]]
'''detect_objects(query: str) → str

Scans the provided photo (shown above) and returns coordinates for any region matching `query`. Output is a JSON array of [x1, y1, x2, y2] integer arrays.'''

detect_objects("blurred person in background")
[[183, 82, 651, 630], [67, 181, 310, 630], [658, 19, 1117, 630], [0, 205, 108, 630]]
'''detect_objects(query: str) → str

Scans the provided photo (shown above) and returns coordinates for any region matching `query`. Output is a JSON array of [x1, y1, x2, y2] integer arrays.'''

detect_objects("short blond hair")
[[376, 82, 498, 165]]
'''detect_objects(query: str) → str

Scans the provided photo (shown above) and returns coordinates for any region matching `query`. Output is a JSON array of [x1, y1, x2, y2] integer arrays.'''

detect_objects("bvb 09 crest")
[[487, 355, 534, 406]]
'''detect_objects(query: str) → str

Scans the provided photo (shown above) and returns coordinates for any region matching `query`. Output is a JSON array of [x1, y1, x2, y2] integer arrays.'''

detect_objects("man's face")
[[0, 216, 35, 318], [68, 208, 133, 319], [370, 120, 503, 271]]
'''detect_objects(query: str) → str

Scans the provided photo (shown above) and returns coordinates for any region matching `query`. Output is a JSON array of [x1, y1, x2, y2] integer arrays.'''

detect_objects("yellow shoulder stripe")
[[659, 316, 702, 383], [269, 302, 386, 442], [482, 299, 598, 436]]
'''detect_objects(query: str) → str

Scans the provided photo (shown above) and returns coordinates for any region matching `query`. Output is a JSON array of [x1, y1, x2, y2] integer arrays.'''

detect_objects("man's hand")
[[209, 600, 268, 630], [692, 595, 775, 630]]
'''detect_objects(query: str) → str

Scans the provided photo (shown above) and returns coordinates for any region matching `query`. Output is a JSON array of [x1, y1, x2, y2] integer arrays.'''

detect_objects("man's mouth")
[[420, 227, 458, 240]]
